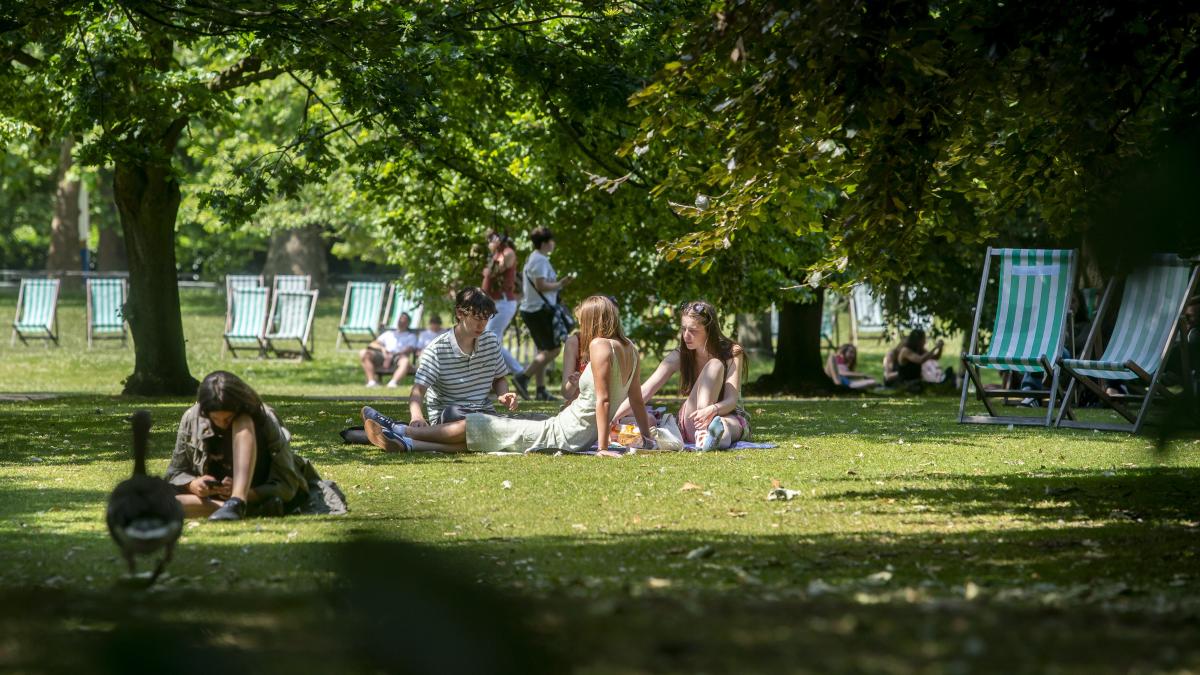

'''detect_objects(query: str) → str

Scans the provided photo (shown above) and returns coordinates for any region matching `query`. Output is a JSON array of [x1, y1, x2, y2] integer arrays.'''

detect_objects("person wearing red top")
[[481, 230, 525, 381]]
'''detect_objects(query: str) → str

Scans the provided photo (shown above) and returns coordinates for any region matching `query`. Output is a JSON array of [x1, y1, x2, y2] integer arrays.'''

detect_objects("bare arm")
[[408, 383, 428, 425], [590, 340, 614, 448], [613, 350, 679, 420], [561, 334, 580, 402], [625, 350, 654, 444], [533, 276, 568, 292]]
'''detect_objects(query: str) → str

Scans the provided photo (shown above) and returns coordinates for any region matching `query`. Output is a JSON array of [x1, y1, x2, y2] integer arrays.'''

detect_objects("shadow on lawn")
[[822, 466, 1200, 522]]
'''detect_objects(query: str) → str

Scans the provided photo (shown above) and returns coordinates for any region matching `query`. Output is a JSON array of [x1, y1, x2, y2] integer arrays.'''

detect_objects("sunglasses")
[[679, 302, 712, 316]]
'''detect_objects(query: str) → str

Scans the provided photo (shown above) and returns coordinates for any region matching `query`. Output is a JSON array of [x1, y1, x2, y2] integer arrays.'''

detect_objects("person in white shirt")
[[515, 226, 573, 401], [416, 314, 446, 352], [359, 312, 419, 388]]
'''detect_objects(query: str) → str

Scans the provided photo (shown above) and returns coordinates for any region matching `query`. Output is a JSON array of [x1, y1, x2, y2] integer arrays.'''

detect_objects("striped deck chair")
[[383, 285, 423, 331], [336, 281, 387, 350], [959, 248, 1077, 426], [266, 289, 319, 360], [273, 274, 311, 292], [11, 278, 61, 347], [225, 274, 264, 298], [86, 277, 128, 348], [849, 284, 888, 344], [820, 294, 838, 351], [1055, 255, 1199, 433], [223, 286, 270, 358]]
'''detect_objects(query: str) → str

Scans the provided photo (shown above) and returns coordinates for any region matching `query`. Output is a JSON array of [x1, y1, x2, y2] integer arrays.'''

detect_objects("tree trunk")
[[749, 289, 831, 394], [735, 312, 774, 356], [96, 168, 128, 271], [113, 160, 198, 396], [46, 138, 81, 279], [263, 223, 328, 289]]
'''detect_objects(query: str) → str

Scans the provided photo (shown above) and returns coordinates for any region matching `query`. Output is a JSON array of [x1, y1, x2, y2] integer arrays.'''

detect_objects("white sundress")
[[466, 341, 637, 453]]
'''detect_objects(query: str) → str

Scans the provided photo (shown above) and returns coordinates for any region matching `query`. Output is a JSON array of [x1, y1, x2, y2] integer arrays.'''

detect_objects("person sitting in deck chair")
[[360, 312, 419, 388]]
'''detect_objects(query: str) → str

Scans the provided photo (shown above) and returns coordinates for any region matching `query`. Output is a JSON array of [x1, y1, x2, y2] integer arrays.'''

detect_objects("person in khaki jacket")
[[166, 371, 318, 521]]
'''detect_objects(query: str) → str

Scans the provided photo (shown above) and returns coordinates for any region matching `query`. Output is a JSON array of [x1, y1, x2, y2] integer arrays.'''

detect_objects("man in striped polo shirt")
[[362, 288, 518, 446]]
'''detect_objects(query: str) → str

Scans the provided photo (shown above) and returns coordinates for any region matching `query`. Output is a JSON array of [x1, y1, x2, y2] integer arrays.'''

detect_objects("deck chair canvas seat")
[[336, 281, 387, 350], [959, 248, 1077, 426], [225, 274, 264, 298], [266, 289, 319, 360], [273, 275, 312, 292], [1055, 255, 1199, 433], [86, 277, 128, 348], [224, 286, 270, 358], [384, 285, 423, 332], [11, 278, 61, 347]]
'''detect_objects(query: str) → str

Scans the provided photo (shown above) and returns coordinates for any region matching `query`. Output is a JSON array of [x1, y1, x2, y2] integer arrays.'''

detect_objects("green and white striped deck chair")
[[11, 278, 60, 347], [86, 277, 128, 348], [223, 286, 270, 358], [383, 285, 423, 331], [225, 274, 264, 298], [266, 289, 319, 360], [850, 284, 888, 344], [273, 275, 311, 292], [336, 281, 387, 350], [959, 248, 1077, 427], [1055, 255, 1199, 433], [820, 295, 838, 351]]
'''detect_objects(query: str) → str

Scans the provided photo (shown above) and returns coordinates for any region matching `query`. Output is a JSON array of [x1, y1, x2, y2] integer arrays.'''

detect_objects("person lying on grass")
[[362, 287, 519, 435], [612, 300, 749, 451], [362, 295, 655, 456], [166, 371, 319, 521]]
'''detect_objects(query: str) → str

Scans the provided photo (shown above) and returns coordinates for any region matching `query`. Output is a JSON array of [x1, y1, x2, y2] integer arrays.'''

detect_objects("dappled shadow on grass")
[[3, 527, 1199, 674], [822, 466, 1200, 523]]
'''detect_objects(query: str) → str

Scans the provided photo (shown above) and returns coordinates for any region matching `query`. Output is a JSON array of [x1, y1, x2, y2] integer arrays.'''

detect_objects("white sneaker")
[[386, 381, 399, 388], [366, 380, 379, 388]]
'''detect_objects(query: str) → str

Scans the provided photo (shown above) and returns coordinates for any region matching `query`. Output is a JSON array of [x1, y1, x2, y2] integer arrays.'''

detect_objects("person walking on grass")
[[513, 226, 573, 401], [613, 300, 750, 451], [481, 230, 527, 382], [362, 287, 518, 434], [363, 295, 654, 457], [167, 371, 319, 521]]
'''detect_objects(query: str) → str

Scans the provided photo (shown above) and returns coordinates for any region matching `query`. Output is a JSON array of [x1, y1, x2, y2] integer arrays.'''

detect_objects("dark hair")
[[428, 313, 443, 325], [678, 300, 744, 396], [395, 311, 411, 327], [196, 371, 266, 427], [530, 226, 555, 250], [455, 287, 497, 320], [903, 328, 927, 354], [488, 230, 515, 251]]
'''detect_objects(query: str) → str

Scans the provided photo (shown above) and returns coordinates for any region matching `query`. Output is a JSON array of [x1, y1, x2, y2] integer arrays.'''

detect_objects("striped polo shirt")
[[414, 328, 508, 418]]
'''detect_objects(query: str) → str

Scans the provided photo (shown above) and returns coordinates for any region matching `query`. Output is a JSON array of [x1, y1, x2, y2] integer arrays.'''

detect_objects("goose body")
[[106, 410, 184, 582]]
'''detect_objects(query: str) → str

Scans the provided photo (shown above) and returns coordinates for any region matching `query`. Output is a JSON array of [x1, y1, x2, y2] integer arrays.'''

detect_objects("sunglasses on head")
[[680, 302, 711, 315]]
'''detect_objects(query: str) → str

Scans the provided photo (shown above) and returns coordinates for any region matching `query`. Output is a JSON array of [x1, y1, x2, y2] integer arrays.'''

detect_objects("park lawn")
[[1, 285, 1196, 672], [1, 392, 1199, 673]]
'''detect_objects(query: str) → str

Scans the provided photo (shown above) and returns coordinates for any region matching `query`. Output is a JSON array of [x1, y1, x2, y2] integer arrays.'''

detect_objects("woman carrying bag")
[[515, 226, 574, 401]]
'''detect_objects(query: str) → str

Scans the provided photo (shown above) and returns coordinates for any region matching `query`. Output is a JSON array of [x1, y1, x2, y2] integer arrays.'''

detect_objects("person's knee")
[[698, 357, 724, 382]]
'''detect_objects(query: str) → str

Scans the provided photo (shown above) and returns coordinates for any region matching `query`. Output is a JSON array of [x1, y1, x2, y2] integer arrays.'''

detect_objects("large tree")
[[627, 0, 1200, 388]]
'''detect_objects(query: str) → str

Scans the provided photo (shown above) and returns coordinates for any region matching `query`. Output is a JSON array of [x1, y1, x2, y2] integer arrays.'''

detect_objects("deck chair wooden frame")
[[225, 274, 264, 298], [382, 284, 423, 332], [958, 247, 1078, 427], [336, 281, 387, 351], [1054, 255, 1199, 433], [86, 277, 128, 348], [223, 286, 270, 358], [265, 289, 319, 361], [11, 277, 61, 347]]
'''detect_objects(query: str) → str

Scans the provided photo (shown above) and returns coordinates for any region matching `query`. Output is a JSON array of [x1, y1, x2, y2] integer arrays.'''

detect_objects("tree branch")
[[209, 55, 284, 92], [2, 46, 41, 68], [286, 69, 359, 147]]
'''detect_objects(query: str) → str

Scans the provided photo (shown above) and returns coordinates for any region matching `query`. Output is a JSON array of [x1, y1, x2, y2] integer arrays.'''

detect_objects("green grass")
[[1, 288, 1199, 673]]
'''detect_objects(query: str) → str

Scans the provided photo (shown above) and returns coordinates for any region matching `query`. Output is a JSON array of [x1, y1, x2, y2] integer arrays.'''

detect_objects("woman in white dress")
[[368, 295, 655, 455]]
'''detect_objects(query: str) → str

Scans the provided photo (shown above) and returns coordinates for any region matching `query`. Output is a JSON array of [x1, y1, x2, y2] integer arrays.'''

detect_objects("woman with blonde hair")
[[613, 300, 749, 450], [363, 295, 654, 455]]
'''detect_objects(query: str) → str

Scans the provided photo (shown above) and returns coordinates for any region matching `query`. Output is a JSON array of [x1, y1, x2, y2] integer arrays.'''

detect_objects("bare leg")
[[405, 419, 468, 445], [360, 349, 379, 384], [848, 378, 877, 390], [388, 354, 412, 386], [176, 493, 220, 518], [682, 358, 725, 444], [526, 347, 561, 389], [230, 431, 257, 502]]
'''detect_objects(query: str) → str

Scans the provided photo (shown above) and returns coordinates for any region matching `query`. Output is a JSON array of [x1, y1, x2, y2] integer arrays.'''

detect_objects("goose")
[[106, 410, 184, 583]]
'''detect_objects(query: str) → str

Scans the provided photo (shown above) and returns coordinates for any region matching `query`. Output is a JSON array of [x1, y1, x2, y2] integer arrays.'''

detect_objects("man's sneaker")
[[209, 496, 246, 521], [700, 416, 725, 452], [364, 418, 413, 453], [512, 372, 531, 400], [362, 406, 401, 434], [535, 388, 557, 402], [366, 380, 379, 388], [1019, 397, 1039, 408], [250, 495, 285, 518]]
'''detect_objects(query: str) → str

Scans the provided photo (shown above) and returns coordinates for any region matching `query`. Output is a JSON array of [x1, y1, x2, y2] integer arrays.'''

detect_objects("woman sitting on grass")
[[825, 344, 879, 390], [363, 295, 655, 456], [166, 371, 317, 521], [896, 328, 953, 386], [612, 300, 749, 450]]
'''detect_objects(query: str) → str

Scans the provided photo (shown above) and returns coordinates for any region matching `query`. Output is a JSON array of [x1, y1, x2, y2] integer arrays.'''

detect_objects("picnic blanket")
[[489, 441, 778, 457]]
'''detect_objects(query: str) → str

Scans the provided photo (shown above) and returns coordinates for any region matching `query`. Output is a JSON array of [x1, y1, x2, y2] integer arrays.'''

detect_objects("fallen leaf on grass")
[[864, 570, 893, 585], [501, 480, 513, 489], [571, 523, 588, 531], [728, 510, 748, 518], [686, 545, 716, 560], [767, 488, 800, 501], [679, 482, 702, 492], [646, 577, 672, 589]]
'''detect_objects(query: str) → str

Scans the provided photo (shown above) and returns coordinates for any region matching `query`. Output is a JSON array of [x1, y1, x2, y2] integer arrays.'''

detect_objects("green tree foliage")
[[630, 1, 1200, 333]]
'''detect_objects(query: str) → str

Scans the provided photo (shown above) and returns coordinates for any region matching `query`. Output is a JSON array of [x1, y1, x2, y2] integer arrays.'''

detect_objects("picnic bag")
[[525, 272, 575, 342], [650, 413, 684, 452]]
